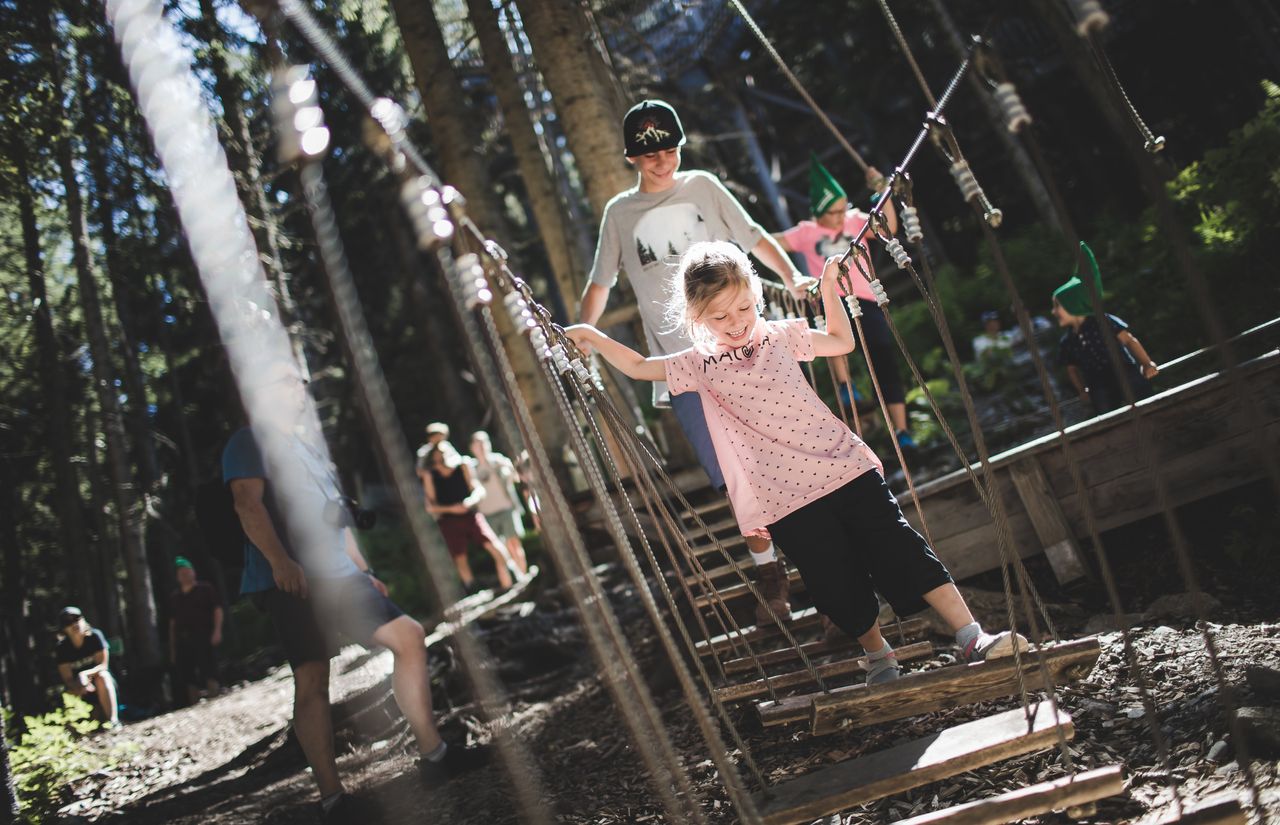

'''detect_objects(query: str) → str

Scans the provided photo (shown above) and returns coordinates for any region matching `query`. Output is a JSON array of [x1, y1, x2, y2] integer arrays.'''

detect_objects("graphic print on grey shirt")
[[587, 170, 766, 405]]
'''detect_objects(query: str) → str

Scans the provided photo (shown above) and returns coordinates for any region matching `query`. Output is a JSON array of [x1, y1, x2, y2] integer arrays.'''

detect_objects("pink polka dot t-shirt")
[[664, 318, 883, 536]]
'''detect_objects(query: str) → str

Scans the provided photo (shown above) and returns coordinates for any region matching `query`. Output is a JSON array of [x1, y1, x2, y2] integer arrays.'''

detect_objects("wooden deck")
[[897, 350, 1280, 583]]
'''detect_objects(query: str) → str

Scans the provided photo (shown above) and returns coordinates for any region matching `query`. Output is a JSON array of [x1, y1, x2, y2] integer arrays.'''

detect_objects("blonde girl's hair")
[[666, 241, 763, 352]]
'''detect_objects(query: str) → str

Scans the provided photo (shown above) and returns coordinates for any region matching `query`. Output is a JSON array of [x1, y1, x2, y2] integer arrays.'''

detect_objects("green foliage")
[[6, 696, 114, 822]]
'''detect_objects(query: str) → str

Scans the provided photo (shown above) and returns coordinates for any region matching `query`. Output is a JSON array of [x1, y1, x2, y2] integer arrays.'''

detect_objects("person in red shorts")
[[418, 441, 515, 593]]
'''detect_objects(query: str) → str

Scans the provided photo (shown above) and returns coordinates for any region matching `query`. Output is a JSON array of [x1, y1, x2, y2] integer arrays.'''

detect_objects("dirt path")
[[56, 561, 1280, 825]]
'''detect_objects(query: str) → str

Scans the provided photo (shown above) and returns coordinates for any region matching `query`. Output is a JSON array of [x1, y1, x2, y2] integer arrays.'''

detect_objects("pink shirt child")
[[780, 212, 875, 302], [665, 317, 882, 536]]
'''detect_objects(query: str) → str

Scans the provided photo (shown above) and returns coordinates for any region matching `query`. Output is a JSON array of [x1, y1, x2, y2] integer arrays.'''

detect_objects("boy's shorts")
[[670, 392, 726, 491], [256, 574, 404, 666], [482, 507, 524, 542]]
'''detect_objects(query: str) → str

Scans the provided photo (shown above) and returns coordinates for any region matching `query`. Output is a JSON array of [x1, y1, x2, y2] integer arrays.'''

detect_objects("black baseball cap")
[[58, 606, 83, 628], [623, 99, 686, 158]]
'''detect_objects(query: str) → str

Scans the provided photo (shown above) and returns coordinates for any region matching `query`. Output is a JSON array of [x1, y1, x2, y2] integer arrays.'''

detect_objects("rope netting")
[[109, 0, 1275, 820]]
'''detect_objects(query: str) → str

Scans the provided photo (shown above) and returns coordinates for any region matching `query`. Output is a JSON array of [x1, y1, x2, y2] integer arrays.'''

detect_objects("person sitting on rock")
[[55, 606, 120, 729]]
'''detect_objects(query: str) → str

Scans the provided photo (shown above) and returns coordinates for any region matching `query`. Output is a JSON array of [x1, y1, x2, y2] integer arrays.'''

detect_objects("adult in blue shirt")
[[223, 358, 485, 822]]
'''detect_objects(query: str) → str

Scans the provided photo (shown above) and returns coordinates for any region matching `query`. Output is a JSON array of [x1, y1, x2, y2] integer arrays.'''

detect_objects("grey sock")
[[865, 642, 899, 684], [423, 741, 448, 763], [320, 792, 344, 813], [955, 621, 982, 651]]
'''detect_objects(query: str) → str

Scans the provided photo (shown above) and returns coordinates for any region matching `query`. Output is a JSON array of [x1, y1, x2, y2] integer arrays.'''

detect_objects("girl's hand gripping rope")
[[810, 257, 856, 358], [563, 324, 666, 382]]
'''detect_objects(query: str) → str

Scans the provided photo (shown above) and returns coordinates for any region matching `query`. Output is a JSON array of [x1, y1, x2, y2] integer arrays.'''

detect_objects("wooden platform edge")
[[811, 637, 1101, 735], [756, 702, 1074, 825], [887, 765, 1124, 825]]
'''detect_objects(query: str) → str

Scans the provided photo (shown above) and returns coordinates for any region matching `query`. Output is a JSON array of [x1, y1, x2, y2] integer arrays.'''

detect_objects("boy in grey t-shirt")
[[578, 99, 813, 623]]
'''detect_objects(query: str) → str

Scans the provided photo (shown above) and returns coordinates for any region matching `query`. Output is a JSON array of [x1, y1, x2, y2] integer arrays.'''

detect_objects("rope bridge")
[[103, 0, 1273, 821]]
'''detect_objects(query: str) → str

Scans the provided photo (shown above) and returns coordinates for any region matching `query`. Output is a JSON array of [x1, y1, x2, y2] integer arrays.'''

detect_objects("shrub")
[[6, 696, 114, 823]]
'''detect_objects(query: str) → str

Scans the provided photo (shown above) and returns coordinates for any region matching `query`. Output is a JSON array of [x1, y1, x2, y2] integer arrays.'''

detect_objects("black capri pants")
[[768, 471, 952, 639], [847, 299, 906, 406]]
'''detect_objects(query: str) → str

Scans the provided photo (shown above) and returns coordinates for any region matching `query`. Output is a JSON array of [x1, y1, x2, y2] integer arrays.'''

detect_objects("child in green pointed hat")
[[1052, 241, 1159, 415], [774, 156, 918, 449]]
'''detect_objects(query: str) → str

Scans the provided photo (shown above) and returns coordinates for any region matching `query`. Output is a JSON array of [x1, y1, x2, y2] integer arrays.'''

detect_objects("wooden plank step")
[[716, 642, 933, 703], [681, 557, 754, 589], [696, 608, 822, 656], [759, 685, 847, 728], [723, 617, 928, 675], [755, 702, 1074, 825], [680, 497, 732, 522], [690, 533, 748, 559], [888, 765, 1124, 825], [811, 637, 1100, 735], [683, 515, 739, 536], [693, 568, 803, 610]]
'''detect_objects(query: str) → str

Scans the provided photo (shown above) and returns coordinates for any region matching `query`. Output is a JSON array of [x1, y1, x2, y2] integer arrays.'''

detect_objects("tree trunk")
[[49, 17, 161, 670], [82, 50, 161, 490], [83, 405, 124, 644], [0, 456, 40, 718], [15, 145, 96, 615], [512, 0, 632, 220], [466, 0, 583, 307], [0, 706, 18, 822], [505, 10, 598, 278], [389, 0, 568, 454]]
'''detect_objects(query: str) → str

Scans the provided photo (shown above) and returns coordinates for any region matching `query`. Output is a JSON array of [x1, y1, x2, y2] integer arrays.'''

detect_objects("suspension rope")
[[100, 2, 557, 819], [577, 361, 830, 697], [260, 3, 747, 817], [726, 0, 869, 173], [879, 14, 1265, 808], [467, 276, 708, 823], [874, 0, 1003, 227], [1082, 33, 1165, 153], [870, 2, 1086, 758], [559, 359, 773, 798]]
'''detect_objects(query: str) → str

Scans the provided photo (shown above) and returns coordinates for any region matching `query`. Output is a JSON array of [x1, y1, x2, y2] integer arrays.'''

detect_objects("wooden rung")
[[716, 642, 933, 703], [691, 533, 747, 558], [697, 608, 822, 656], [683, 515, 738, 536], [723, 617, 928, 675], [811, 637, 1100, 735], [758, 689, 842, 728], [693, 568, 804, 610], [889, 765, 1124, 825], [755, 702, 1074, 825], [682, 557, 754, 589], [681, 498, 732, 521], [1149, 794, 1247, 825]]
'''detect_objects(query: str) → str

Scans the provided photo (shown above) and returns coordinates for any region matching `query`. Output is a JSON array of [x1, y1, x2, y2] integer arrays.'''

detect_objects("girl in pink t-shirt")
[[567, 241, 1027, 683]]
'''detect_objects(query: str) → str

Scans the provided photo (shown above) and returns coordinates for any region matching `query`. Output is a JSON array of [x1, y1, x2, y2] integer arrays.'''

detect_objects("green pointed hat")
[[1053, 241, 1104, 316], [809, 154, 847, 217]]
